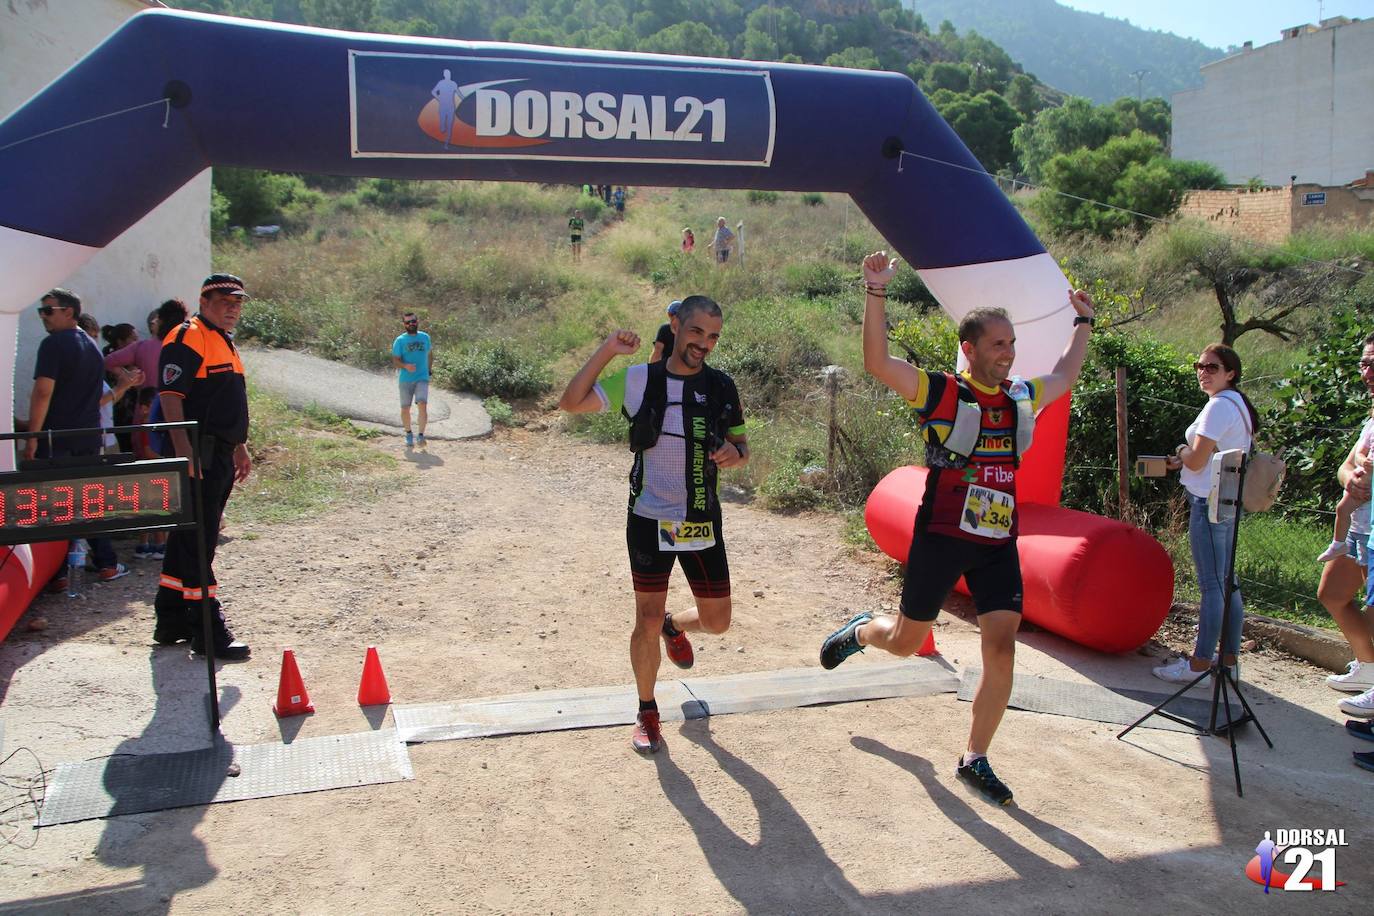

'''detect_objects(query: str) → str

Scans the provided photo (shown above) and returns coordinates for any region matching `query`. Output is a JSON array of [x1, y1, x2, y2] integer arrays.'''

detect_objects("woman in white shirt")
[[1155, 343, 1258, 683]]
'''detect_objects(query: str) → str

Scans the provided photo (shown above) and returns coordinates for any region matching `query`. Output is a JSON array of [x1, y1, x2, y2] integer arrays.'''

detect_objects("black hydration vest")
[[626, 360, 733, 454]]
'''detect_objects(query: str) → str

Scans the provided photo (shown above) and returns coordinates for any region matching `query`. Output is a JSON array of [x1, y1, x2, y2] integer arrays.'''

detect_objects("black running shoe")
[[819, 612, 872, 670], [956, 756, 1014, 806], [1347, 719, 1374, 744]]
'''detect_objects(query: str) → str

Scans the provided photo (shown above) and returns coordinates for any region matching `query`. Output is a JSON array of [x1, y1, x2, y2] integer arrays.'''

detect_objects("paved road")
[[241, 346, 491, 440]]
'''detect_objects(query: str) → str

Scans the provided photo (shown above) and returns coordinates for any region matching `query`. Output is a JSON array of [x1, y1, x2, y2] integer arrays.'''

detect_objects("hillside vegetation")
[[218, 177, 1374, 630]]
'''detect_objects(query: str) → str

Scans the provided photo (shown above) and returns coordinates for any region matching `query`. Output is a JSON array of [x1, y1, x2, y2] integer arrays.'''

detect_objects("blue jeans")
[[1187, 492, 1243, 661]]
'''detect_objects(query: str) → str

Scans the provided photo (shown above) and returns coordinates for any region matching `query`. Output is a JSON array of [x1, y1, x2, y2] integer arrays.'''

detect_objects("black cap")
[[200, 273, 250, 298]]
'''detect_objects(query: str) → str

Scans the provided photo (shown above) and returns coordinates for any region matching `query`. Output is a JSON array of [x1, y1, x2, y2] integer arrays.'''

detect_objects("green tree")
[[922, 61, 971, 93], [1012, 97, 1122, 182], [1006, 74, 1043, 120], [1110, 97, 1171, 144], [930, 90, 1022, 172], [212, 168, 310, 228], [824, 46, 881, 70], [639, 21, 728, 57]]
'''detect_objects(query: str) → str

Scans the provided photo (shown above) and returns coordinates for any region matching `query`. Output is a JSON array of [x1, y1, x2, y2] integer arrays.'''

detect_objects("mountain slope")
[[914, 0, 1225, 102]]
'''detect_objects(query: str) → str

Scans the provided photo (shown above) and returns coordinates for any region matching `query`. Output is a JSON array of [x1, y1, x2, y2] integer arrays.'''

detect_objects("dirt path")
[[0, 426, 1369, 913]]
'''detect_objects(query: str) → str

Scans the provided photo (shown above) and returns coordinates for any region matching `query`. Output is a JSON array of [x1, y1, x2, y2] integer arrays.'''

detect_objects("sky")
[[1056, 0, 1374, 49]]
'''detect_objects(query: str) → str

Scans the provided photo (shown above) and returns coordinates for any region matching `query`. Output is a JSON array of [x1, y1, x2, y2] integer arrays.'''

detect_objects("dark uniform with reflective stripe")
[[153, 314, 249, 636]]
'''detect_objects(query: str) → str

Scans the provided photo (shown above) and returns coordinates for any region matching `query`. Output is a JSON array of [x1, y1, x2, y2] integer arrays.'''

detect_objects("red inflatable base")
[[0, 542, 68, 642], [865, 466, 1173, 654]]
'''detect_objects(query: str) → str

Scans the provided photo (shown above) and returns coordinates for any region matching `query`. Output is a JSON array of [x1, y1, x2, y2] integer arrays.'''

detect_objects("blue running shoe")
[[820, 612, 872, 670], [1348, 719, 1374, 744], [957, 756, 1014, 806], [404, 431, 415, 448]]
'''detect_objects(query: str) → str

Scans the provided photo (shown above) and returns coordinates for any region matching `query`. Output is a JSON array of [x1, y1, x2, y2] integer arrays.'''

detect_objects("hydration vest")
[[626, 360, 734, 454], [919, 372, 1035, 468]]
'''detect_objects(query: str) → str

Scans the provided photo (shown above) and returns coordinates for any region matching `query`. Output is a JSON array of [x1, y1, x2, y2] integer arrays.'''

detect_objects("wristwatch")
[[1073, 315, 1095, 327]]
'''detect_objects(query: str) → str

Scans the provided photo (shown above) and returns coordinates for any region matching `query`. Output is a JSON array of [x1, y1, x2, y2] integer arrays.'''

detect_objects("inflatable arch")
[[0, 9, 1171, 649]]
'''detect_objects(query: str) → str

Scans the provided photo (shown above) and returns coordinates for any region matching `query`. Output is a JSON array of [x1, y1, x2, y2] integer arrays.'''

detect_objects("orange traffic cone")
[[917, 630, 938, 657], [273, 648, 314, 717], [357, 645, 392, 706]]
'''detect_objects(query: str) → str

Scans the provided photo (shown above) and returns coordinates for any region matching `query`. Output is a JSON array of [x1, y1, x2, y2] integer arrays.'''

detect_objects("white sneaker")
[[1327, 660, 1374, 693], [1338, 686, 1374, 718], [1317, 540, 1349, 563], [1152, 656, 1204, 684]]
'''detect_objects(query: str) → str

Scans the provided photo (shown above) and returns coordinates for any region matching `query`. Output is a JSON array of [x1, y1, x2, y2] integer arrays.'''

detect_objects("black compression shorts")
[[900, 530, 1023, 621], [626, 511, 730, 598]]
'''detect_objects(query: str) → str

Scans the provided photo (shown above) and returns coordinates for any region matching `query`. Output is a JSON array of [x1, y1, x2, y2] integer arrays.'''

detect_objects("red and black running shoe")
[[632, 710, 663, 754], [662, 614, 694, 669]]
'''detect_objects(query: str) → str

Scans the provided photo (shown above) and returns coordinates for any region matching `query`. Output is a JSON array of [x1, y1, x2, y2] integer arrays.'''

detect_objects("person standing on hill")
[[569, 209, 585, 262], [710, 217, 735, 265], [558, 295, 750, 754], [391, 312, 434, 449], [650, 300, 682, 364], [613, 186, 626, 219], [818, 251, 1095, 806]]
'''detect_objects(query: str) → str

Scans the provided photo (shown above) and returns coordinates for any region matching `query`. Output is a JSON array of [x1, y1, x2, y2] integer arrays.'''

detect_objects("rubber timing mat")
[[38, 729, 413, 827], [393, 659, 958, 743], [957, 669, 1246, 733]]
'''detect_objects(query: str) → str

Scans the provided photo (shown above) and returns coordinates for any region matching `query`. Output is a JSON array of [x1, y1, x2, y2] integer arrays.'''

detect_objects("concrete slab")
[[241, 347, 491, 440]]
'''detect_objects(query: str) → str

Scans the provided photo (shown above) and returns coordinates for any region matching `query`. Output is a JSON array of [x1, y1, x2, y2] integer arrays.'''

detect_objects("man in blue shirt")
[[391, 312, 433, 448]]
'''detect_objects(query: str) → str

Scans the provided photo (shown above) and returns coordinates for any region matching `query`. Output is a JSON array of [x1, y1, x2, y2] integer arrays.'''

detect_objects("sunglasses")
[[1193, 361, 1222, 374], [36, 305, 69, 316]]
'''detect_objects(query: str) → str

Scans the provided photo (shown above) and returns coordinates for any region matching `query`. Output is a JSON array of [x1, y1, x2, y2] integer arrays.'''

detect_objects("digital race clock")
[[0, 458, 194, 546]]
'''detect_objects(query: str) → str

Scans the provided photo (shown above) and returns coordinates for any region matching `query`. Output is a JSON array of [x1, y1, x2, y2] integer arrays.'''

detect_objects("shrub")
[[888, 311, 958, 368], [1062, 330, 1199, 519], [358, 178, 439, 210], [1264, 300, 1371, 510], [782, 262, 848, 299], [801, 192, 825, 207], [237, 298, 312, 348], [758, 456, 830, 511], [747, 189, 780, 205], [887, 267, 939, 308], [712, 305, 830, 408], [444, 339, 551, 399], [569, 408, 627, 444], [482, 396, 517, 426]]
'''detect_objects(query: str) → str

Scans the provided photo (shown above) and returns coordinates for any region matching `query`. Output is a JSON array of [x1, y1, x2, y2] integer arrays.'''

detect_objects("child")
[[682, 227, 694, 253], [1320, 443, 1374, 562]]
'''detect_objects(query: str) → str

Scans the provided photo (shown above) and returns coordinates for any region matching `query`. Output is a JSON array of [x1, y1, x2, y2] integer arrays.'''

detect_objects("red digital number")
[[50, 485, 75, 524], [115, 481, 140, 513], [81, 483, 106, 519], [151, 477, 171, 511], [15, 487, 39, 525]]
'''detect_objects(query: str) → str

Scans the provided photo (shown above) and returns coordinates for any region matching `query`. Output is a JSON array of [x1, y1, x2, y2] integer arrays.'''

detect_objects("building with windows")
[[1172, 17, 1374, 188]]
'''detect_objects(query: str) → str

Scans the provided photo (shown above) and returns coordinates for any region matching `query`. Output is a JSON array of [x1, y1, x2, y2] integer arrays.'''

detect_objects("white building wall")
[[1173, 18, 1374, 187], [0, 0, 210, 422]]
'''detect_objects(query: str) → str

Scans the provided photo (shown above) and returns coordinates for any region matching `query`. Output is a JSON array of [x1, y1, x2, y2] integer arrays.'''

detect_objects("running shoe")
[[1338, 686, 1374, 718], [416, 433, 427, 449], [662, 614, 694, 669], [134, 544, 151, 560], [956, 756, 1014, 806], [631, 710, 663, 754], [820, 612, 872, 670], [1152, 656, 1205, 685], [1355, 751, 1374, 773], [1346, 719, 1374, 743], [1327, 660, 1374, 693], [97, 564, 130, 582], [404, 431, 414, 448]]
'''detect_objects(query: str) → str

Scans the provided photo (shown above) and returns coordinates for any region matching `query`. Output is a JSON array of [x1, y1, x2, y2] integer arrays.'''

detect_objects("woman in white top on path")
[[1155, 343, 1258, 683]]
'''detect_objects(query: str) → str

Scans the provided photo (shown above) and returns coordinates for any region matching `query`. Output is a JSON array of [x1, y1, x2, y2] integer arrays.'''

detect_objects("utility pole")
[[1130, 69, 1149, 102]]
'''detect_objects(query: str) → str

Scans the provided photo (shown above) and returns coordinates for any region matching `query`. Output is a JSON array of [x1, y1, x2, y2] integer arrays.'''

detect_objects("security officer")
[[152, 274, 253, 659]]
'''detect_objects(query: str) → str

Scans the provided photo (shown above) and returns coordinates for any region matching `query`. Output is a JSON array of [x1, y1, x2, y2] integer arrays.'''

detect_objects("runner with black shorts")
[[559, 296, 748, 754], [819, 251, 1095, 805]]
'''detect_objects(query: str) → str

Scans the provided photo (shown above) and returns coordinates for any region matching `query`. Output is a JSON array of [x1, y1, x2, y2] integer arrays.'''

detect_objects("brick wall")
[[1176, 188, 1293, 245]]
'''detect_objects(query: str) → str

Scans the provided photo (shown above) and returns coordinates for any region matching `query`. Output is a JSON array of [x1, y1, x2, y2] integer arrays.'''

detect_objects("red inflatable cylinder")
[[0, 541, 69, 642], [866, 466, 1173, 653]]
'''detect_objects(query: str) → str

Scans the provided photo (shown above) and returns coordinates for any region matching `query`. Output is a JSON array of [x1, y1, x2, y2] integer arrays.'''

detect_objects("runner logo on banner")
[[349, 51, 776, 166]]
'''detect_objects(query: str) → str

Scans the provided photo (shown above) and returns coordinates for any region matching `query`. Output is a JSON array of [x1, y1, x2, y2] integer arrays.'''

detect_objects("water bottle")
[[66, 540, 87, 599]]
